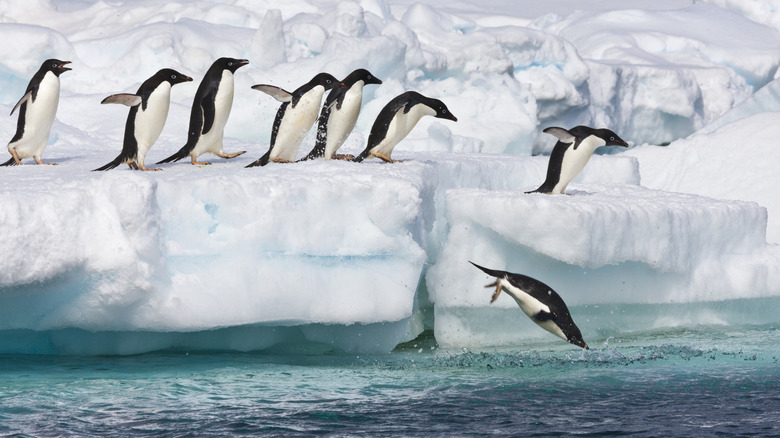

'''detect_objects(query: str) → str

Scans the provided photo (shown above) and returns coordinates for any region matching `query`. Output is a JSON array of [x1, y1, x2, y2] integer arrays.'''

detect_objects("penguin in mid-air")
[[246, 72, 344, 167], [527, 125, 628, 194], [94, 69, 193, 171], [157, 57, 249, 166], [299, 69, 382, 161], [2, 59, 71, 166], [470, 261, 588, 349], [353, 91, 457, 163]]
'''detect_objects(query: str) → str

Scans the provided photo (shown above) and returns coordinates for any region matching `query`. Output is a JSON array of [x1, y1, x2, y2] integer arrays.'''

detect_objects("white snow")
[[0, 0, 779, 354]]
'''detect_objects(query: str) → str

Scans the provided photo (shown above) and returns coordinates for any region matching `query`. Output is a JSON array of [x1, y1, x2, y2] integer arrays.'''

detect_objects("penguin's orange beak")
[[58, 61, 72, 71]]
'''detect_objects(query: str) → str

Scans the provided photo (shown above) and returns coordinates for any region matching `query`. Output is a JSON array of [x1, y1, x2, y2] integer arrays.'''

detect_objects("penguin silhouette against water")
[[470, 261, 588, 349], [94, 69, 193, 171], [3, 59, 71, 166], [353, 91, 457, 163], [157, 58, 248, 166], [299, 69, 382, 161], [527, 125, 628, 194], [246, 72, 344, 167]]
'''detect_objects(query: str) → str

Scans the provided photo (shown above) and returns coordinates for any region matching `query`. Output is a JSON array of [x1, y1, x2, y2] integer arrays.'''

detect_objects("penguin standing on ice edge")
[[527, 125, 628, 194], [299, 69, 382, 161], [157, 58, 248, 166], [353, 91, 457, 163], [2, 59, 71, 166], [246, 72, 344, 167], [94, 69, 193, 171], [470, 261, 589, 349]]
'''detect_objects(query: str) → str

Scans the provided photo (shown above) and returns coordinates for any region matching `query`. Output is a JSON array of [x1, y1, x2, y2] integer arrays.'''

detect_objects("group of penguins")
[[5, 57, 632, 351]]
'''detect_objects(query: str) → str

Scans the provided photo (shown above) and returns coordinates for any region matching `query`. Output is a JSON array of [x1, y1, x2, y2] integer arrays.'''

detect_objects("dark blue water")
[[1, 326, 779, 437]]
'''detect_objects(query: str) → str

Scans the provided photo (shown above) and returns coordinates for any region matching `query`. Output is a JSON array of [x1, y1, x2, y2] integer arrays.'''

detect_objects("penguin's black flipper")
[[0, 157, 18, 166], [10, 91, 32, 116], [245, 149, 271, 168], [200, 88, 217, 135], [298, 109, 330, 162]]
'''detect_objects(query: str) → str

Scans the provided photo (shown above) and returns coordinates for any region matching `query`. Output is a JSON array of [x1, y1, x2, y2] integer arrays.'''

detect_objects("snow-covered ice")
[[1, 0, 779, 354]]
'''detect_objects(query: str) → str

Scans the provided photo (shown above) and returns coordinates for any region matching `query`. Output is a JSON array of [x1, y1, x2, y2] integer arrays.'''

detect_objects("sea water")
[[2, 321, 778, 437]]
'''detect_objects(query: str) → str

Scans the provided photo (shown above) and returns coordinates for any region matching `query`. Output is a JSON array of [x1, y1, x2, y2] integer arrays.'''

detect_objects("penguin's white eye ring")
[[52, 63, 58, 68], [610, 136, 615, 141], [228, 62, 233, 66], [172, 74, 177, 79]]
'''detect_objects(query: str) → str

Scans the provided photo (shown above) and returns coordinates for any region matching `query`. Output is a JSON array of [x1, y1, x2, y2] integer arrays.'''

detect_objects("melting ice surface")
[[1, 0, 780, 355]]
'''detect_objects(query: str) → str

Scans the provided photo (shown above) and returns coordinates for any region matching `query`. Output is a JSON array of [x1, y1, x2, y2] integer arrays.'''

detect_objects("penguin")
[[157, 57, 249, 166], [470, 261, 588, 349], [353, 91, 457, 163], [94, 69, 193, 171], [527, 125, 628, 194], [2, 59, 71, 166], [245, 72, 344, 167], [299, 69, 382, 162]]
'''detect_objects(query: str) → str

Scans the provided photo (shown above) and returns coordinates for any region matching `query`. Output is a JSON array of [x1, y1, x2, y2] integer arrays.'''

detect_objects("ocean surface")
[[1, 323, 779, 437]]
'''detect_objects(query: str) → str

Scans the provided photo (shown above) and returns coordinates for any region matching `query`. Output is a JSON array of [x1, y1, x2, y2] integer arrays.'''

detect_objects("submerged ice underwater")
[[1, 0, 780, 434]]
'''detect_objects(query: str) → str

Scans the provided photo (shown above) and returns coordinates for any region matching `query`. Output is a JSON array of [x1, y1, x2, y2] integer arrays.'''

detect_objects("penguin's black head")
[[156, 68, 193, 86], [311, 72, 345, 90], [44, 59, 72, 76], [568, 332, 589, 350], [429, 98, 457, 122], [594, 128, 628, 147], [343, 68, 383, 87], [217, 57, 249, 73]]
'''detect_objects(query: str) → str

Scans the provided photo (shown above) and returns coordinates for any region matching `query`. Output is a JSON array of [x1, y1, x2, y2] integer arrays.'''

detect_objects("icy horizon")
[[1, 0, 779, 354]]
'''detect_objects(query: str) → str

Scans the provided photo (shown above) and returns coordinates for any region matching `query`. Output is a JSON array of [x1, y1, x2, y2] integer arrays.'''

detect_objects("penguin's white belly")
[[133, 84, 172, 164], [10, 73, 60, 158], [553, 136, 605, 194], [501, 279, 567, 341], [270, 89, 324, 161], [192, 71, 234, 156], [371, 104, 434, 157], [324, 85, 363, 159]]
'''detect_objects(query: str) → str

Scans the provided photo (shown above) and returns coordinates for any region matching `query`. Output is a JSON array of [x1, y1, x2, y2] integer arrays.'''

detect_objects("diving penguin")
[[94, 69, 193, 171], [353, 91, 457, 163], [470, 261, 588, 349], [157, 58, 249, 166], [299, 69, 382, 161], [2, 59, 71, 166], [246, 72, 344, 167], [527, 125, 628, 194]]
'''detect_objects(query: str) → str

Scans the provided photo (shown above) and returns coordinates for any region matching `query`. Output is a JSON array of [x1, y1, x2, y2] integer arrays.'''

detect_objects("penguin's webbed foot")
[[484, 280, 502, 303], [373, 152, 401, 163], [34, 157, 56, 165], [217, 151, 246, 159], [333, 154, 354, 161], [270, 158, 292, 164]]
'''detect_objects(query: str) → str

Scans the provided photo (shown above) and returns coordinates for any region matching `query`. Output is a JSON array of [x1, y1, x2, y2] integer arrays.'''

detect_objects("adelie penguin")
[[527, 125, 628, 194], [246, 72, 344, 167], [157, 58, 249, 166], [299, 69, 382, 162], [94, 69, 193, 171], [470, 261, 588, 349], [353, 91, 457, 163], [2, 59, 71, 166]]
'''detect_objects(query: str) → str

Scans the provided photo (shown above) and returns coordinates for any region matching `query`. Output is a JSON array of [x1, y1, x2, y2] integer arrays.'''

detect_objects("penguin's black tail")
[[93, 156, 123, 171], [469, 261, 508, 279], [0, 157, 18, 166], [245, 149, 271, 168], [156, 144, 191, 164], [352, 148, 371, 163]]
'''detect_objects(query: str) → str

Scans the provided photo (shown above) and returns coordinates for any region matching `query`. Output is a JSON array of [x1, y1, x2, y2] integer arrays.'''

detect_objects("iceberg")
[[0, 0, 779, 354]]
